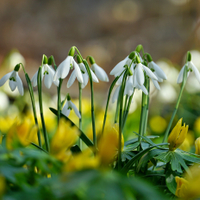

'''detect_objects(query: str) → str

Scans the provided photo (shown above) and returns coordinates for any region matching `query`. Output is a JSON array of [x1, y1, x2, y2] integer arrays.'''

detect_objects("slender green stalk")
[[118, 70, 128, 170], [20, 63, 42, 147], [37, 66, 50, 152], [83, 59, 97, 148], [162, 65, 188, 143], [78, 82, 82, 148], [57, 79, 63, 124], [114, 93, 121, 124], [138, 76, 149, 145]]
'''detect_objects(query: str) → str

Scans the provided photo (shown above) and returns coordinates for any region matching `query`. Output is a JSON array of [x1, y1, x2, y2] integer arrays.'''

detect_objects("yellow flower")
[[98, 124, 124, 165], [195, 137, 200, 155], [149, 116, 167, 134], [168, 118, 188, 151], [50, 118, 79, 158], [175, 165, 200, 199], [6, 118, 37, 150]]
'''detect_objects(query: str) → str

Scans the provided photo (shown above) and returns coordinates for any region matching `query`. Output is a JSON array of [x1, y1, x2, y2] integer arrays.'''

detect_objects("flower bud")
[[136, 56, 141, 64], [68, 46, 75, 56], [14, 64, 20, 72], [128, 51, 135, 60], [89, 56, 95, 65], [195, 137, 200, 155], [76, 55, 82, 64], [48, 56, 54, 65], [135, 44, 143, 53], [146, 54, 153, 62], [42, 55, 48, 65], [168, 118, 188, 151]]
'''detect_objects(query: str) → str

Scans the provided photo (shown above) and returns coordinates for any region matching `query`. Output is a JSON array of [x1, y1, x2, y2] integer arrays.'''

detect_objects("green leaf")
[[166, 172, 177, 195], [121, 143, 167, 174], [171, 153, 182, 173], [155, 151, 172, 163], [176, 149, 200, 163], [50, 107, 93, 147]]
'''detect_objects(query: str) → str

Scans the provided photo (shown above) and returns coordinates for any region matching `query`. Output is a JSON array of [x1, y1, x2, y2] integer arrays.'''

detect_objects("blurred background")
[[1, 0, 200, 148]]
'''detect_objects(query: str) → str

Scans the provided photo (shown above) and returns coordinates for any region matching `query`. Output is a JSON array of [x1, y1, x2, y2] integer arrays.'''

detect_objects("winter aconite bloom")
[[175, 165, 200, 199], [0, 64, 24, 95], [61, 93, 81, 118], [195, 137, 200, 155], [31, 64, 59, 88], [177, 51, 200, 84], [168, 118, 188, 151], [89, 56, 109, 82], [54, 47, 83, 84]]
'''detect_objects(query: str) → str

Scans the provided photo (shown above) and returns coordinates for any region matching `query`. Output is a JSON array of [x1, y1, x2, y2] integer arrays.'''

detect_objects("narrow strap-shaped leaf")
[[50, 107, 94, 147]]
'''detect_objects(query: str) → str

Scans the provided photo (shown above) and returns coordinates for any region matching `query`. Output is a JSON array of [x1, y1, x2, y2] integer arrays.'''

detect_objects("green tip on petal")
[[42, 55, 48, 65], [146, 54, 153, 62], [89, 56, 95, 65], [136, 56, 141, 64], [14, 64, 20, 71], [128, 51, 135, 59], [67, 93, 71, 101], [68, 47, 75, 56], [48, 56, 54, 65], [187, 51, 191, 62], [77, 55, 82, 64], [135, 44, 143, 53]]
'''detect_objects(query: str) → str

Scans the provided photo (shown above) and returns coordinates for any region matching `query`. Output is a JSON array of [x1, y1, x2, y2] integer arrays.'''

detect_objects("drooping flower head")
[[0, 64, 24, 95], [31, 55, 59, 88], [168, 118, 188, 151], [177, 51, 200, 84], [53, 47, 83, 84], [67, 55, 99, 88], [61, 93, 81, 119], [89, 56, 109, 82]]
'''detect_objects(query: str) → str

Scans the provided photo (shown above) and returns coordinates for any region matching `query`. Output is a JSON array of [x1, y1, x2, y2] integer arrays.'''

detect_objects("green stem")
[[37, 66, 50, 152], [162, 65, 188, 143], [83, 59, 97, 148], [78, 82, 82, 149], [20, 63, 42, 147], [57, 79, 63, 124]]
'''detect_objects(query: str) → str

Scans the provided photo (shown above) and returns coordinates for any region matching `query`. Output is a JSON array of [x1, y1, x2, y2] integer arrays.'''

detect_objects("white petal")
[[69, 101, 81, 118], [9, 80, 17, 91], [73, 60, 83, 84], [67, 70, 77, 88], [138, 84, 148, 95], [81, 73, 89, 89], [148, 61, 167, 80], [61, 101, 70, 117], [110, 58, 127, 75], [177, 66, 185, 83], [135, 64, 144, 86], [16, 74, 24, 95], [152, 79, 160, 90], [91, 64, 109, 82], [31, 71, 38, 87], [54, 56, 71, 80], [90, 69, 99, 83], [142, 65, 158, 81], [189, 61, 200, 84], [112, 86, 120, 103], [0, 72, 12, 86], [44, 73, 53, 89]]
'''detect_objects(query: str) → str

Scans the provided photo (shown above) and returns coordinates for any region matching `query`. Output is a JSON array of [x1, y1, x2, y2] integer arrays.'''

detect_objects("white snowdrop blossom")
[[110, 56, 132, 76], [91, 63, 109, 82], [54, 56, 83, 84], [67, 62, 99, 88], [177, 61, 200, 84], [0, 69, 24, 95], [61, 97, 81, 119], [32, 64, 59, 89]]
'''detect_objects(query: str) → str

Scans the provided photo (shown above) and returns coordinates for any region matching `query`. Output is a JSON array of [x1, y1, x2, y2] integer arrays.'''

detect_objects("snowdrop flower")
[[67, 57, 99, 88], [32, 64, 59, 89], [0, 64, 24, 95], [54, 47, 83, 84], [110, 52, 135, 76], [61, 93, 81, 118], [89, 56, 109, 82], [177, 52, 200, 84]]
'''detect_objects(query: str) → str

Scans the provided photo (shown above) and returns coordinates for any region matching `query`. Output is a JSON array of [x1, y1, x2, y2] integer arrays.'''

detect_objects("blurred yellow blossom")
[[179, 131, 195, 152], [50, 118, 79, 159], [149, 116, 167, 134], [0, 116, 16, 133], [98, 124, 124, 165], [0, 175, 5, 197], [168, 118, 188, 151], [195, 137, 200, 155], [6, 118, 37, 150], [194, 117, 200, 136], [175, 165, 200, 199]]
